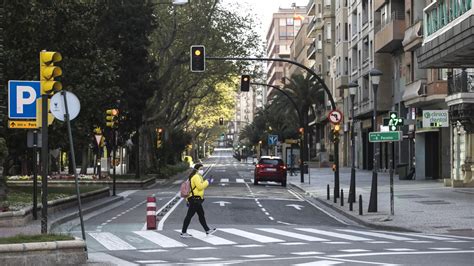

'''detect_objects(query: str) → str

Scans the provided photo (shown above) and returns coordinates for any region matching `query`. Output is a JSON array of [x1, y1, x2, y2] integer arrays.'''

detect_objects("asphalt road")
[[64, 148, 474, 265]]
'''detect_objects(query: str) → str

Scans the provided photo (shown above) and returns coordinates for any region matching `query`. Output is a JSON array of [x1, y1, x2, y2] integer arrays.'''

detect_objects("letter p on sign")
[[8, 81, 41, 119]]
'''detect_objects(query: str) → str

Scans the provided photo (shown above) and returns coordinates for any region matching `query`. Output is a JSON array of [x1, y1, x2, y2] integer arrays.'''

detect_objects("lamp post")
[[368, 68, 382, 213], [341, 81, 358, 203]]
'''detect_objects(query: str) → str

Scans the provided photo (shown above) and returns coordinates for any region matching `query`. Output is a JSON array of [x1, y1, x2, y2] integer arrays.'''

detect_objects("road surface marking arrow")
[[213, 201, 231, 207], [286, 204, 304, 211]]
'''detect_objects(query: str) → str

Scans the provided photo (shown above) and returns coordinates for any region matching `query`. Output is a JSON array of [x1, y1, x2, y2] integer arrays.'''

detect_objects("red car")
[[254, 156, 287, 187]]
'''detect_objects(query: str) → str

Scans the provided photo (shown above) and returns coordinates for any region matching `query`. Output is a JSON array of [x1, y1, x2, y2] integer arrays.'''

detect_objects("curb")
[[50, 196, 124, 231], [289, 183, 419, 233]]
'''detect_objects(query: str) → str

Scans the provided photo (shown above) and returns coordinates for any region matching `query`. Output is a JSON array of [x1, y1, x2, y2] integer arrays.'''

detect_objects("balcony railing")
[[375, 10, 405, 33], [424, 0, 473, 38], [449, 69, 474, 94]]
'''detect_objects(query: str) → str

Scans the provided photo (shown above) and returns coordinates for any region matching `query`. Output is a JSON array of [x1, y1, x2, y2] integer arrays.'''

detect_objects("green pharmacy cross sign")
[[383, 111, 404, 131]]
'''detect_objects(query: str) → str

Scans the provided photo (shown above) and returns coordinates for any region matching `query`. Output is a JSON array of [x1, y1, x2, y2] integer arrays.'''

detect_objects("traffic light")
[[156, 128, 163, 148], [332, 124, 341, 142], [190, 45, 205, 72], [219, 117, 224, 125], [40, 51, 62, 95], [106, 109, 119, 128], [298, 127, 304, 138], [241, 75, 250, 92]]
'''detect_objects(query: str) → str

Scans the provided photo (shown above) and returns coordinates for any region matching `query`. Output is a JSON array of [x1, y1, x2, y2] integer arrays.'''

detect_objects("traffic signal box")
[[219, 117, 224, 125], [241, 75, 250, 92], [106, 109, 119, 128], [156, 128, 163, 148], [40, 51, 62, 95], [298, 127, 304, 139], [332, 124, 341, 143], [190, 45, 205, 72]]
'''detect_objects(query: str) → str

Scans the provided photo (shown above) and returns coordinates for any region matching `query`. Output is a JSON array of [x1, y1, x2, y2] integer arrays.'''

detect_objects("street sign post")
[[8, 81, 40, 119], [368, 131, 402, 142]]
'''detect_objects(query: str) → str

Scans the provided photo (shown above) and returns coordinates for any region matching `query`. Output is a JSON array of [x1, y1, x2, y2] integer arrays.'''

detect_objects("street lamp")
[[340, 81, 358, 203], [368, 68, 382, 213]]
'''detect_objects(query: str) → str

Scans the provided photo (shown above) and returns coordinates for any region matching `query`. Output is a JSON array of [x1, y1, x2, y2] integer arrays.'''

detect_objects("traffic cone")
[[146, 197, 157, 230]]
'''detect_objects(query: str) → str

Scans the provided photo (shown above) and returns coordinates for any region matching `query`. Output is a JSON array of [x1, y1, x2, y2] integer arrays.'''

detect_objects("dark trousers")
[[181, 197, 210, 233]]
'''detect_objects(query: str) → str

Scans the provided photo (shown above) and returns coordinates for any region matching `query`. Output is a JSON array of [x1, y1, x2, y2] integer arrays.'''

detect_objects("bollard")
[[327, 184, 330, 200], [359, 195, 363, 216], [340, 189, 344, 206], [334, 189, 337, 203], [146, 197, 157, 230], [349, 201, 353, 211]]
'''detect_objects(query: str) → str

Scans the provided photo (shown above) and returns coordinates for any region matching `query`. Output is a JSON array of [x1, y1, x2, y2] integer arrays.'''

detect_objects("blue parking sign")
[[8, 80, 40, 119]]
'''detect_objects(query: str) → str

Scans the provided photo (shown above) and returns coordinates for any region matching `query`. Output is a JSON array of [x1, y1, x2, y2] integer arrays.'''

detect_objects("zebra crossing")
[[172, 178, 255, 185], [84, 227, 472, 251]]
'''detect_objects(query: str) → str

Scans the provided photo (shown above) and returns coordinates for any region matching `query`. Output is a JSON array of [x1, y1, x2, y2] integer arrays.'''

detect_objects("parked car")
[[254, 156, 287, 187]]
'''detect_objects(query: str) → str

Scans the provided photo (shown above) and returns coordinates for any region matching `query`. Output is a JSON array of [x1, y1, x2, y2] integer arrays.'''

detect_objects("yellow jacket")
[[187, 173, 209, 199]]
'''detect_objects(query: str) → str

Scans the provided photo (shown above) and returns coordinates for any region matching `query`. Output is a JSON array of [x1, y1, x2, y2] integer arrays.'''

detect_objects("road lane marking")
[[187, 246, 218, 250], [221, 178, 229, 183], [366, 241, 392, 244], [340, 249, 371, 253], [329, 250, 474, 258], [296, 228, 371, 241], [182, 229, 236, 245], [138, 249, 167, 253], [295, 260, 343, 266], [219, 228, 284, 243], [189, 257, 220, 261], [287, 189, 304, 200], [172, 180, 181, 185], [234, 244, 263, 248], [378, 231, 456, 241], [448, 240, 470, 243], [277, 221, 294, 225], [338, 229, 415, 241], [408, 240, 432, 243], [88, 232, 136, 251], [236, 178, 245, 183], [429, 247, 459, 251], [136, 260, 167, 264], [269, 216, 274, 220], [157, 194, 183, 231], [241, 254, 274, 258], [117, 190, 138, 198], [291, 251, 325, 255], [88, 252, 138, 266], [133, 231, 187, 248], [279, 242, 307, 245], [257, 228, 328, 241]]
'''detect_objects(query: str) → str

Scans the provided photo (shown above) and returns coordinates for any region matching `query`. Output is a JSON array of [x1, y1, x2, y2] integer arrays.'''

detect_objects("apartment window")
[[324, 0, 331, 6], [438, 69, 448, 80], [318, 64, 322, 74], [317, 34, 322, 49], [326, 23, 332, 40], [336, 24, 340, 43], [358, 50, 361, 69], [286, 18, 294, 26], [351, 47, 357, 71], [279, 30, 287, 39], [279, 19, 286, 26], [344, 57, 348, 75], [369, 40, 373, 61], [362, 0, 368, 25], [344, 23, 348, 41], [363, 75, 369, 101], [363, 37, 369, 63], [351, 11, 358, 36], [327, 56, 331, 73], [295, 19, 301, 26], [406, 63, 412, 83]]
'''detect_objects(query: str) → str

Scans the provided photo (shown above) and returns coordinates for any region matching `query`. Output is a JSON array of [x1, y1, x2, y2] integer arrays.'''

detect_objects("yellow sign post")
[[8, 120, 38, 129]]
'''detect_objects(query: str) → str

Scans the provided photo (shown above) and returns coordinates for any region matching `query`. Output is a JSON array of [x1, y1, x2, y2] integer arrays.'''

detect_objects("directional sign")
[[8, 120, 38, 129], [213, 201, 231, 207], [286, 204, 304, 211], [8, 81, 40, 119], [268, 135, 278, 145], [369, 131, 402, 142], [328, 110, 343, 124]]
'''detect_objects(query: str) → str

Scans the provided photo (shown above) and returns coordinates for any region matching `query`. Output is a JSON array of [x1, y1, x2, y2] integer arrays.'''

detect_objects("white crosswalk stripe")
[[236, 178, 245, 183], [180, 229, 236, 245], [296, 228, 372, 241], [219, 228, 284, 243], [381, 231, 456, 241], [257, 228, 328, 241], [338, 229, 415, 241], [221, 178, 229, 183], [295, 260, 343, 266], [133, 231, 186, 248], [89, 232, 136, 251]]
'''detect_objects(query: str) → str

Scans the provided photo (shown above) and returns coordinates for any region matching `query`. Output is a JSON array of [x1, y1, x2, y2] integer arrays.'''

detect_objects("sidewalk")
[[288, 167, 474, 236]]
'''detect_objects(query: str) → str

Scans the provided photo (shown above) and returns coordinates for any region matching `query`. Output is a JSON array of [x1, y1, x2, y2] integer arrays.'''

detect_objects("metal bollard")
[[359, 195, 363, 215], [340, 189, 344, 206], [327, 184, 330, 200], [349, 201, 353, 211], [334, 188, 337, 203]]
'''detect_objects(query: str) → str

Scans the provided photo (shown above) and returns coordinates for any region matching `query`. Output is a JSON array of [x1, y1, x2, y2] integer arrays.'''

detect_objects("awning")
[[402, 21, 422, 51], [403, 80, 426, 102]]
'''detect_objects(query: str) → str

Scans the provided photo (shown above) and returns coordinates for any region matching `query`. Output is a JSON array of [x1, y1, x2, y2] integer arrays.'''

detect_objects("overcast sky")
[[220, 0, 309, 40]]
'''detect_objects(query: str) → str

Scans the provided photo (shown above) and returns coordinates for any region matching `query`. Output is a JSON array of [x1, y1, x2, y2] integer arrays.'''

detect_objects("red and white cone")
[[146, 197, 157, 230]]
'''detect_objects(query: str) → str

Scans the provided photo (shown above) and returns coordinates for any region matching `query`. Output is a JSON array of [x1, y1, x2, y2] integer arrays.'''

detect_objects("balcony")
[[307, 42, 316, 59], [334, 75, 349, 90], [374, 0, 386, 12], [307, 0, 315, 16], [446, 70, 474, 132], [375, 11, 405, 53], [307, 15, 322, 38], [403, 79, 448, 107], [402, 20, 423, 52]]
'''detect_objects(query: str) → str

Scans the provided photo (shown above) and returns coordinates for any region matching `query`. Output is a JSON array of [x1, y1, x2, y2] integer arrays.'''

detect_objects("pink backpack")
[[180, 179, 191, 198]]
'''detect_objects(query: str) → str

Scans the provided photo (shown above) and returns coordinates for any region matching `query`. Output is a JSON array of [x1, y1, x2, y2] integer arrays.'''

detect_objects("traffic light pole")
[[112, 129, 117, 196], [208, 56, 337, 184], [41, 94, 48, 234]]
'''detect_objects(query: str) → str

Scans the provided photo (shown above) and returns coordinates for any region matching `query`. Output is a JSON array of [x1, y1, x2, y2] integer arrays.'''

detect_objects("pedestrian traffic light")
[[40, 51, 62, 95], [241, 75, 250, 92], [106, 109, 119, 128], [219, 117, 224, 125], [156, 128, 163, 148], [190, 45, 205, 72]]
